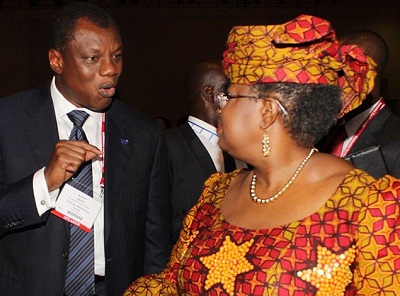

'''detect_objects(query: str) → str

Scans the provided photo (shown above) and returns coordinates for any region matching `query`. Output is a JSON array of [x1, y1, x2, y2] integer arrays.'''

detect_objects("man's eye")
[[84, 56, 98, 63], [112, 54, 122, 61]]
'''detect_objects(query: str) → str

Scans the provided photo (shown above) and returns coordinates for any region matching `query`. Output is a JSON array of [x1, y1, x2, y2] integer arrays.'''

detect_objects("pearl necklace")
[[250, 148, 317, 204]]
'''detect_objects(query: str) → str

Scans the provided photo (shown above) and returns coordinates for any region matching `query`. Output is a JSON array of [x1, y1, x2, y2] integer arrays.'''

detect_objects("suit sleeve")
[[143, 130, 173, 274], [0, 87, 56, 237], [0, 168, 45, 236], [124, 186, 202, 295]]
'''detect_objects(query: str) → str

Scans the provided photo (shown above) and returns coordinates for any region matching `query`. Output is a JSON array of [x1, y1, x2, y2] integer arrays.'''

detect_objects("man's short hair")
[[48, 2, 118, 52]]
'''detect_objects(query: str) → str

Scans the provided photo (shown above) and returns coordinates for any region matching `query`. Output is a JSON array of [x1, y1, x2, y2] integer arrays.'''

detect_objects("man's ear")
[[48, 49, 63, 75], [260, 99, 280, 129], [202, 85, 215, 103]]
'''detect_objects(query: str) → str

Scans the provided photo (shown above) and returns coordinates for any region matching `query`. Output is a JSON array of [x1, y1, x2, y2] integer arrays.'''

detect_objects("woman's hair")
[[252, 83, 341, 147]]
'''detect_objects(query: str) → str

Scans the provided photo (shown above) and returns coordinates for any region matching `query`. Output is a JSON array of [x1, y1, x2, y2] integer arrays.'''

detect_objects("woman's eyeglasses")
[[216, 92, 289, 116]]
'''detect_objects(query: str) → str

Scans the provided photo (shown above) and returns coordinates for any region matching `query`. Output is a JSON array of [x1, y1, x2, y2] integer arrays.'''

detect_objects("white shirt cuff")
[[33, 167, 59, 216]]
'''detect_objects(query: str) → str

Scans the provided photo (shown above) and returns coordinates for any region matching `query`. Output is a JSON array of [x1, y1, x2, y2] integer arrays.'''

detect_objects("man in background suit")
[[166, 61, 246, 243], [0, 2, 171, 295], [320, 30, 400, 178]]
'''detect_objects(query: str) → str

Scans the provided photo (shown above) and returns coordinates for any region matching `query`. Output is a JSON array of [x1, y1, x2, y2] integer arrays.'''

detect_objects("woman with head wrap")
[[124, 15, 400, 295]]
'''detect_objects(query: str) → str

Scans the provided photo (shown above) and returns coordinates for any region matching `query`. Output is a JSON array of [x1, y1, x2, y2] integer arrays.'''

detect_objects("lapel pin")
[[121, 139, 129, 145]]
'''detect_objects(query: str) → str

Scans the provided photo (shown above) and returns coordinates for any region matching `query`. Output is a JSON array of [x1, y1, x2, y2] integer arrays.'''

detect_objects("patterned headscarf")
[[222, 15, 377, 117]]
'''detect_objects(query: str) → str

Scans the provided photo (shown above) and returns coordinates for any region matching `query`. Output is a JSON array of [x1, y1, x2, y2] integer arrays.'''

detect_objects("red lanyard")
[[100, 113, 105, 188], [341, 98, 385, 157]]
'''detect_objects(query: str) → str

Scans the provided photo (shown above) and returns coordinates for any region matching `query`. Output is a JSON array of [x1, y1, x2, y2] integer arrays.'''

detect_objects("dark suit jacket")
[[0, 83, 172, 296], [320, 106, 400, 178], [346, 106, 400, 178], [165, 123, 217, 243]]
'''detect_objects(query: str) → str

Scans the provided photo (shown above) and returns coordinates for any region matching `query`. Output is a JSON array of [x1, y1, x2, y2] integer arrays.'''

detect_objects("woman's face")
[[217, 83, 264, 160]]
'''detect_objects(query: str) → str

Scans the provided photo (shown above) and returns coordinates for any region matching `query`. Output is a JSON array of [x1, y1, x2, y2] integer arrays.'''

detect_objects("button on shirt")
[[32, 76, 105, 275]]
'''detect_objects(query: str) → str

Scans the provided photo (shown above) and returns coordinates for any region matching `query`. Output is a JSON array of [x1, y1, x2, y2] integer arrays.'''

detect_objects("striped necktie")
[[64, 110, 95, 296]]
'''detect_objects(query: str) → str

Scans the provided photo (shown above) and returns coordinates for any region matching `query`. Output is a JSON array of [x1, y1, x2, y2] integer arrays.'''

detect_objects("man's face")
[[51, 18, 123, 111]]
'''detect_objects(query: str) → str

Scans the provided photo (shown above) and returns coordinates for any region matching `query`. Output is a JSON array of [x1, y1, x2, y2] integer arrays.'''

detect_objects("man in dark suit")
[[320, 30, 400, 178], [0, 2, 171, 296], [166, 61, 246, 243]]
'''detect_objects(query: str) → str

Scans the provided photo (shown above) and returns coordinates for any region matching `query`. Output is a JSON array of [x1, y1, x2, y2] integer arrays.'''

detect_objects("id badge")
[[52, 184, 102, 232]]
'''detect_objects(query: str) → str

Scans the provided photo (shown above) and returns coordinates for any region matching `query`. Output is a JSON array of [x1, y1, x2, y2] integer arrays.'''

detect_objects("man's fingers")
[[66, 140, 103, 156], [44, 140, 103, 191]]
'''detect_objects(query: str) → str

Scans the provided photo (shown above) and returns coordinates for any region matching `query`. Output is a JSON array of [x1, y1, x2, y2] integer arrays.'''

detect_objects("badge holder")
[[52, 181, 102, 232]]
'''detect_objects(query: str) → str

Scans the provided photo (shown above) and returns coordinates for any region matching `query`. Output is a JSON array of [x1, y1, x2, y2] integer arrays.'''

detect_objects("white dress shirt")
[[188, 116, 247, 171], [188, 116, 224, 172], [33, 77, 105, 275]]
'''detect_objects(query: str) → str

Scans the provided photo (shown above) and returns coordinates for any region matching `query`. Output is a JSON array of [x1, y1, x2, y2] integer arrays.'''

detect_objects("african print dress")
[[124, 169, 400, 295]]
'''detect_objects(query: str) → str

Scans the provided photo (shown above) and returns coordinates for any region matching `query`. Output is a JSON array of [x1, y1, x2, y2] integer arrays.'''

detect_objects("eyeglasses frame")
[[216, 92, 289, 116]]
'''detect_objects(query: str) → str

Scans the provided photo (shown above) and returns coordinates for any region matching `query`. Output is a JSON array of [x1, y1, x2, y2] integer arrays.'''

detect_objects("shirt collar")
[[188, 116, 219, 146], [50, 76, 103, 125], [188, 116, 217, 133]]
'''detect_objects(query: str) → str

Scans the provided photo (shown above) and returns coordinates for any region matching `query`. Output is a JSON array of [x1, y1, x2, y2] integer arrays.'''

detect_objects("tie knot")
[[68, 110, 90, 127]]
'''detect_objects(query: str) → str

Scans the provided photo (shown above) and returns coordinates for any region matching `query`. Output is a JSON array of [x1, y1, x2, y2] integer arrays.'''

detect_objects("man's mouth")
[[98, 83, 117, 98]]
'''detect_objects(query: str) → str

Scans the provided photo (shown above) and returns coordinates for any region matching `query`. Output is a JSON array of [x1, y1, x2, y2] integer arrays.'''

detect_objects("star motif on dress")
[[296, 245, 356, 296], [200, 235, 254, 296]]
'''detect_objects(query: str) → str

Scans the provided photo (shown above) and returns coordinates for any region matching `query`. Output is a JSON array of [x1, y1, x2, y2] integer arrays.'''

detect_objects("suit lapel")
[[180, 123, 217, 176], [103, 104, 132, 244], [23, 84, 59, 168], [22, 83, 70, 233], [349, 106, 390, 154]]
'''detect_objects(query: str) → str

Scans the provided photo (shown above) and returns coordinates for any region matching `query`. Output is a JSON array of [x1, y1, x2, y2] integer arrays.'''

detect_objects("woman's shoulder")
[[311, 152, 400, 190], [199, 169, 246, 204], [337, 168, 400, 211], [341, 168, 400, 191], [204, 169, 245, 187], [366, 172, 400, 197]]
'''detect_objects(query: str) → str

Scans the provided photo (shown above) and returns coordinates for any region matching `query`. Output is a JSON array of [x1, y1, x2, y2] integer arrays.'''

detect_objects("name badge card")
[[52, 184, 102, 232]]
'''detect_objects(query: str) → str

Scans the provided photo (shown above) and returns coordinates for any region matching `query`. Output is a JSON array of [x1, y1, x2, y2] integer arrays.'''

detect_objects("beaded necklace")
[[250, 148, 317, 204]]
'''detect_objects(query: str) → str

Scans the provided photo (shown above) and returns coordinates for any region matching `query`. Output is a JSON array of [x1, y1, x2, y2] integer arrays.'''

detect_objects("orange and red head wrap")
[[222, 15, 376, 117]]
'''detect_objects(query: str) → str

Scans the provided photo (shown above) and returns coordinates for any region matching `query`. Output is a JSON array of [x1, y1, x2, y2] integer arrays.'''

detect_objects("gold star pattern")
[[297, 245, 356, 296], [200, 236, 254, 295]]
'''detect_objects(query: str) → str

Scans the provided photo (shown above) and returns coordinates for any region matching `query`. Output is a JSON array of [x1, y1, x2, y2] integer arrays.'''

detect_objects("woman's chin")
[[217, 138, 226, 151]]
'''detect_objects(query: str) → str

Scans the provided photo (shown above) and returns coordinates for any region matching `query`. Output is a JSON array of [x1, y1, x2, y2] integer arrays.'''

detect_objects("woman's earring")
[[262, 130, 271, 157]]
